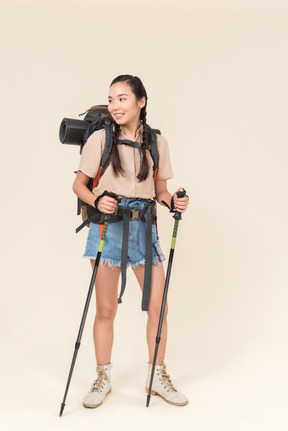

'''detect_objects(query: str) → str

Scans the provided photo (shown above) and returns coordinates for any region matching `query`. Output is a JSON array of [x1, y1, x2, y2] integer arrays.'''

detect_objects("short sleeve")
[[78, 129, 105, 178], [156, 134, 174, 180]]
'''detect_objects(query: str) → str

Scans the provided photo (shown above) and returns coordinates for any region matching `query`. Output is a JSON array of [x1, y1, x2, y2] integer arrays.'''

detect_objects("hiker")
[[72, 75, 189, 408]]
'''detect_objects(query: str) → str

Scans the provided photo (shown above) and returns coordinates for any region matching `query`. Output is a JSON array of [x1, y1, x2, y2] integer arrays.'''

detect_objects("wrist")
[[93, 195, 101, 209]]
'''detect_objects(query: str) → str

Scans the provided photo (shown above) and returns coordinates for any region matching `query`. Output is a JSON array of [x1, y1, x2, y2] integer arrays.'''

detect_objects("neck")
[[121, 121, 141, 141]]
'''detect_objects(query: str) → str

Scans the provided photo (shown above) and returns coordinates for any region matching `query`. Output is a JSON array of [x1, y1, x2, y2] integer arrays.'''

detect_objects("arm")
[[72, 171, 117, 214], [73, 170, 97, 207], [155, 179, 172, 208]]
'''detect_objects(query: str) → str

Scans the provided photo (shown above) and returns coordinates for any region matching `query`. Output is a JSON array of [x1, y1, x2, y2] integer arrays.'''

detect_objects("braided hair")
[[109, 75, 150, 182]]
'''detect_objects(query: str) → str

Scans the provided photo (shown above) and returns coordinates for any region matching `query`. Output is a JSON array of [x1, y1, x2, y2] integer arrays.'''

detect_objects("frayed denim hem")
[[130, 258, 146, 268], [82, 255, 164, 267], [129, 256, 165, 267], [82, 255, 121, 268]]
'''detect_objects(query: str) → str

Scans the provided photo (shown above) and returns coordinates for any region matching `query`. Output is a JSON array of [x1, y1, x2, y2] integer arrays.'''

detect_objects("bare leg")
[[90, 260, 120, 366], [132, 261, 167, 365]]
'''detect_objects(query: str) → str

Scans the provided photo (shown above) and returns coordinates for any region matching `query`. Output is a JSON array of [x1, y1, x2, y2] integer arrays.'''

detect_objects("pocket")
[[153, 240, 165, 261], [152, 224, 158, 241]]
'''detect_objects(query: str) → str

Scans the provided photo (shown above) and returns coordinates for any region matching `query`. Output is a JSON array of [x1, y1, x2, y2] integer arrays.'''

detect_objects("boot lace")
[[90, 366, 108, 393], [156, 360, 177, 393]]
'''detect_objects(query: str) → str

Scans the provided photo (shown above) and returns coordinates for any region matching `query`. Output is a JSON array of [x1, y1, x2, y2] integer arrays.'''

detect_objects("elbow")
[[155, 193, 161, 204], [72, 178, 78, 196], [73, 170, 90, 197]]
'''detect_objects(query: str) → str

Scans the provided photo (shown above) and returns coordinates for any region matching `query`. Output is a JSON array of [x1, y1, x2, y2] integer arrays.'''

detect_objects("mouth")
[[114, 113, 124, 120]]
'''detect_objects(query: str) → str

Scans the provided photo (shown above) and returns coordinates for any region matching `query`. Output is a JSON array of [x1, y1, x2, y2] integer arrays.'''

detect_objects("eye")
[[120, 98, 126, 102], [108, 99, 113, 103]]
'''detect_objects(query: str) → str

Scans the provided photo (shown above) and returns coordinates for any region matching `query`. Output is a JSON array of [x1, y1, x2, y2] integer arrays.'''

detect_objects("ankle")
[[148, 360, 165, 366]]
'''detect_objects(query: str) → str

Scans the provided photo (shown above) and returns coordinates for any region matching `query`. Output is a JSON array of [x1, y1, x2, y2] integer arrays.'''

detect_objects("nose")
[[108, 100, 120, 112], [113, 100, 120, 111]]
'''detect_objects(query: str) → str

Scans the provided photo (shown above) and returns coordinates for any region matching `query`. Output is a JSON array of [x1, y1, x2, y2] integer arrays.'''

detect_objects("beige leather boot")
[[145, 360, 188, 406], [83, 363, 112, 408]]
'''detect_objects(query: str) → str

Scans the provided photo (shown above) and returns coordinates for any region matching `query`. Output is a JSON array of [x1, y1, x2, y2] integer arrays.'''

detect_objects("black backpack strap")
[[147, 125, 159, 182], [77, 197, 83, 215], [101, 122, 114, 171], [89, 122, 114, 192], [118, 139, 142, 166], [76, 218, 90, 233], [141, 207, 153, 311], [118, 139, 141, 153], [94, 124, 159, 187], [118, 210, 130, 305]]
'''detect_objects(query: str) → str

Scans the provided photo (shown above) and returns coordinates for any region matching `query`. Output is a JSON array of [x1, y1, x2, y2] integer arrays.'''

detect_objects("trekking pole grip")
[[101, 190, 118, 201], [102, 191, 119, 222], [107, 191, 119, 201], [173, 188, 187, 220]]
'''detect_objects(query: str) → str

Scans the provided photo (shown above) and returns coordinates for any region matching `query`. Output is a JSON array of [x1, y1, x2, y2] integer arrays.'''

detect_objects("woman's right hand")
[[97, 189, 118, 214]]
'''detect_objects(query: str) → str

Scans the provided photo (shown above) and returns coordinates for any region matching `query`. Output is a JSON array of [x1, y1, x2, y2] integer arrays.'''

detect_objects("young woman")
[[73, 75, 189, 408]]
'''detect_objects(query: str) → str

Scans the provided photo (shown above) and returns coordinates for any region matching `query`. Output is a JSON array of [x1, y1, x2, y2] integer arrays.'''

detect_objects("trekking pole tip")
[[59, 403, 65, 417], [146, 394, 151, 407]]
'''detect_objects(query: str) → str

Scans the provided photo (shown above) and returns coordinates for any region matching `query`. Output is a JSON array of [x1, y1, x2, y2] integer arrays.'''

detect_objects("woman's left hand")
[[173, 187, 189, 213]]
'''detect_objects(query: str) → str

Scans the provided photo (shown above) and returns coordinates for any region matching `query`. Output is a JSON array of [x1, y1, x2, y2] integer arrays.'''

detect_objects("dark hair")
[[110, 75, 149, 182]]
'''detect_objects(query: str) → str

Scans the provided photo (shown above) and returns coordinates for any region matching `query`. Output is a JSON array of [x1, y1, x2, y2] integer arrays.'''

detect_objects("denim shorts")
[[83, 198, 165, 267]]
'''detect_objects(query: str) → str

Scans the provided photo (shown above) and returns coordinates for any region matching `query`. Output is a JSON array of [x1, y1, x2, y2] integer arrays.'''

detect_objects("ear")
[[139, 97, 146, 109]]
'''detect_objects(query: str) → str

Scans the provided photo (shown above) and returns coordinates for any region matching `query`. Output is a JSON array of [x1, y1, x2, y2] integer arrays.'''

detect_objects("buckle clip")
[[130, 209, 140, 220]]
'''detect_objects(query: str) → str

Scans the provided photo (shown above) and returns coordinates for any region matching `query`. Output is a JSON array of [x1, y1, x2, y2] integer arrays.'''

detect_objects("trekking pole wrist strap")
[[161, 188, 187, 213], [94, 195, 102, 209], [170, 195, 175, 211], [94, 190, 119, 209], [161, 198, 174, 213]]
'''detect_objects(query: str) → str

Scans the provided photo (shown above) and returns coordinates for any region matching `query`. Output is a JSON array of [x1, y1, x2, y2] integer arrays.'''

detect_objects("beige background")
[[1, 0, 288, 430]]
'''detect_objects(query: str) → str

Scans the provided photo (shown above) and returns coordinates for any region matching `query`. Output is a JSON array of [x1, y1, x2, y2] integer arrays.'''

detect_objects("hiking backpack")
[[59, 105, 161, 231]]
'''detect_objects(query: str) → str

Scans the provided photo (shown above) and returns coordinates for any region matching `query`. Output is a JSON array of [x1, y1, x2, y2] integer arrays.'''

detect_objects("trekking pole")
[[59, 192, 118, 417], [146, 189, 187, 408]]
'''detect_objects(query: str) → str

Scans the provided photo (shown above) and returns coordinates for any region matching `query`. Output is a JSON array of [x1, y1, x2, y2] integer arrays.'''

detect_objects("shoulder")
[[156, 133, 168, 144], [82, 129, 106, 154], [85, 128, 106, 145], [156, 133, 169, 152], [155, 132, 173, 177]]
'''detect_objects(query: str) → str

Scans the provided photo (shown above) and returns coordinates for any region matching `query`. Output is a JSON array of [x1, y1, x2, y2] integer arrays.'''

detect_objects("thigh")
[[132, 261, 166, 315], [91, 260, 121, 311]]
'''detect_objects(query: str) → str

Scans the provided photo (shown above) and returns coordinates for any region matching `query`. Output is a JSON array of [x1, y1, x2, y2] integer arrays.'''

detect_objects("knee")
[[148, 302, 168, 322], [96, 304, 117, 323]]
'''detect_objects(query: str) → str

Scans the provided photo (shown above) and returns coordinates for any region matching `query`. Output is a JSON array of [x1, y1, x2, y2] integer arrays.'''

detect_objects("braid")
[[111, 122, 124, 176], [137, 108, 150, 182]]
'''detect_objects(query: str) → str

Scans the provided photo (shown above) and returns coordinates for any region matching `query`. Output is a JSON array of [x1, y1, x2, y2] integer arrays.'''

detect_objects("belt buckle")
[[130, 209, 140, 220]]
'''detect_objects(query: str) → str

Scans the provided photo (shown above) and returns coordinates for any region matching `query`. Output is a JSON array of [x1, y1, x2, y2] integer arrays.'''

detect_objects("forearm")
[[156, 189, 172, 208], [72, 173, 117, 214], [72, 178, 97, 208]]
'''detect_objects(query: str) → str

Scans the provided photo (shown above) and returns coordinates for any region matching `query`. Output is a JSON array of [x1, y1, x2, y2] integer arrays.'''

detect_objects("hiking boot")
[[83, 363, 112, 408], [145, 360, 188, 406]]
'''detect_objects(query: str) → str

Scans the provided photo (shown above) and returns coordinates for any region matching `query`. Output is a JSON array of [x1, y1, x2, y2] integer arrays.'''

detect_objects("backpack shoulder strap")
[[101, 121, 114, 169], [91, 122, 160, 190], [147, 125, 159, 183], [91, 121, 114, 190]]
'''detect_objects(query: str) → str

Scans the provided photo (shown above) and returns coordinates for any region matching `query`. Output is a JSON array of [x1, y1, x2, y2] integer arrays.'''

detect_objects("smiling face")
[[108, 81, 146, 129]]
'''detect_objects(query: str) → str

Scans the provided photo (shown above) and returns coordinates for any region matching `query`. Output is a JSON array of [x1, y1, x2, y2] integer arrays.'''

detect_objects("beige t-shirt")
[[78, 128, 173, 199]]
